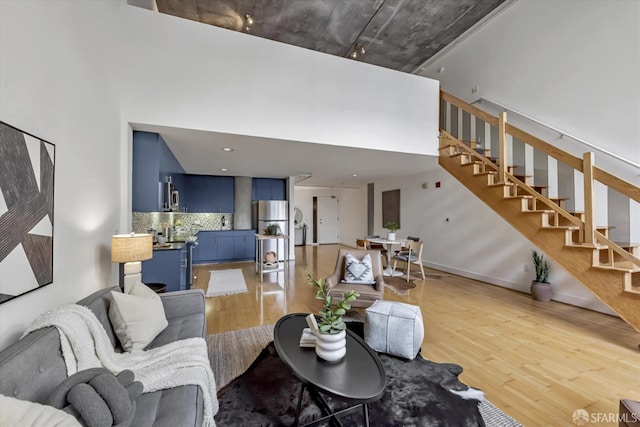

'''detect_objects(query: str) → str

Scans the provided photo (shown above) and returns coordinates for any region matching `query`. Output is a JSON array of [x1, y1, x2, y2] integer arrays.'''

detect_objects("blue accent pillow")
[[342, 253, 375, 285]]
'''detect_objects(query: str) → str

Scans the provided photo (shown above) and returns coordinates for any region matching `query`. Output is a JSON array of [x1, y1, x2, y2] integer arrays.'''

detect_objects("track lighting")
[[349, 44, 365, 60]]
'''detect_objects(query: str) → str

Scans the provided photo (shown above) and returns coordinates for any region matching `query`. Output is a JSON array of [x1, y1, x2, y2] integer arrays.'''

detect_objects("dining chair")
[[356, 238, 371, 249], [395, 236, 421, 255], [392, 240, 425, 281], [365, 235, 388, 267]]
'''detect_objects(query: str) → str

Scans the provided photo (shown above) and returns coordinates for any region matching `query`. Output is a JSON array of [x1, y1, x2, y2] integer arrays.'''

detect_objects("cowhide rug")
[[384, 276, 417, 295], [215, 342, 485, 426]]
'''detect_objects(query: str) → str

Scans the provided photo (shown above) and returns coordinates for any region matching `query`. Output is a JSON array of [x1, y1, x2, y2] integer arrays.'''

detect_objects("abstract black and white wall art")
[[0, 122, 55, 304]]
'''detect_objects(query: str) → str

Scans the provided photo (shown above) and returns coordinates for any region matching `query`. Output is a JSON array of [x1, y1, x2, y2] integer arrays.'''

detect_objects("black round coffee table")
[[273, 313, 387, 427]]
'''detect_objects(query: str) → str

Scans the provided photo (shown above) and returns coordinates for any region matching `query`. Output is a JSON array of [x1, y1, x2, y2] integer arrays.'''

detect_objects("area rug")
[[216, 342, 485, 426], [207, 324, 275, 388], [206, 269, 248, 297], [384, 276, 417, 295], [208, 325, 522, 427], [384, 273, 453, 295]]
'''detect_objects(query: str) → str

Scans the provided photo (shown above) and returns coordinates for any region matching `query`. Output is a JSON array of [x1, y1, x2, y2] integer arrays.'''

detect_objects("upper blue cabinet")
[[184, 175, 234, 213], [252, 178, 286, 200], [132, 131, 185, 212]]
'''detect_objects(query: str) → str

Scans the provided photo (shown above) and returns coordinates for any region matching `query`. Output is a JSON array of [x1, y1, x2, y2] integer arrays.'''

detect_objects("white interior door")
[[317, 197, 339, 244]]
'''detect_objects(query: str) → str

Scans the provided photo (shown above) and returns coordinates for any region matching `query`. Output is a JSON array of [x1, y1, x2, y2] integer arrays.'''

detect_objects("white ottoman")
[[364, 300, 424, 360]]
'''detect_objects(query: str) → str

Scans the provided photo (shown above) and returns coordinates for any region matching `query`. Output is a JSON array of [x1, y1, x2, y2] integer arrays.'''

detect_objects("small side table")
[[144, 282, 167, 294], [255, 234, 289, 282]]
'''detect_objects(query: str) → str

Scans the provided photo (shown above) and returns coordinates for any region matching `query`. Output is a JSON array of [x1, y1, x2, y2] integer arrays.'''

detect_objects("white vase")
[[388, 232, 396, 241], [315, 330, 346, 362]]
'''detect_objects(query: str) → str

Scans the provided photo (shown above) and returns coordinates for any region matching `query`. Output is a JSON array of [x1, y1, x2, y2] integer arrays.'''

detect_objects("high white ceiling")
[[132, 123, 439, 188]]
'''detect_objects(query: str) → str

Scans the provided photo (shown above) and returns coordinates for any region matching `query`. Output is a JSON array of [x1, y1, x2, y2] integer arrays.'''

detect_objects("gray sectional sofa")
[[0, 286, 207, 426]]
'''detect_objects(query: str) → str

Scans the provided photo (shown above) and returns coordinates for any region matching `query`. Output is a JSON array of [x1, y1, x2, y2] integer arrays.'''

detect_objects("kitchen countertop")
[[196, 229, 256, 233], [152, 242, 187, 251]]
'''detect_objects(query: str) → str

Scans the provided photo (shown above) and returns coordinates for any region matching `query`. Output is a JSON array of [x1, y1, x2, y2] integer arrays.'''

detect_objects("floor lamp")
[[111, 233, 153, 290]]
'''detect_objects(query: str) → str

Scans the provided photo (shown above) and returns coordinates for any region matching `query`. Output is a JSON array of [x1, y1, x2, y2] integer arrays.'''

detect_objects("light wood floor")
[[193, 244, 640, 426]]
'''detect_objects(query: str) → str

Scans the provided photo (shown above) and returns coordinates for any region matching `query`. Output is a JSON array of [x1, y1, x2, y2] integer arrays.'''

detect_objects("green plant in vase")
[[530, 249, 552, 301], [383, 221, 400, 240], [532, 250, 550, 283], [264, 223, 281, 236], [306, 274, 358, 334]]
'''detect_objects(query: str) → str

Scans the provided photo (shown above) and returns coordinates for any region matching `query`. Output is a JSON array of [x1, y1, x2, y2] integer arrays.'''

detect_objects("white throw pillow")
[[109, 281, 168, 352], [342, 253, 375, 285], [0, 394, 82, 427]]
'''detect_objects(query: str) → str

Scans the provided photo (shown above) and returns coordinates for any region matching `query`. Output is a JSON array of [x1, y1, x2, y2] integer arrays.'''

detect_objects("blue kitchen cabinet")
[[252, 178, 286, 200], [194, 232, 219, 262], [216, 176, 235, 212], [132, 131, 185, 212], [193, 231, 256, 263], [132, 132, 162, 212], [196, 233, 233, 262], [184, 175, 209, 213], [184, 175, 234, 213], [159, 139, 185, 186], [217, 235, 235, 260], [233, 232, 256, 260], [141, 246, 187, 292]]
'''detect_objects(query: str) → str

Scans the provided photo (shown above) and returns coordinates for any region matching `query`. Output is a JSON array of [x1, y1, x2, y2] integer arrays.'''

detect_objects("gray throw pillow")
[[47, 368, 142, 427]]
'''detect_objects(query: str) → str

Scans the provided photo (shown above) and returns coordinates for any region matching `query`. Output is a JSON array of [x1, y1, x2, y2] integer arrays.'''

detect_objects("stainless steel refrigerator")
[[253, 200, 289, 261]]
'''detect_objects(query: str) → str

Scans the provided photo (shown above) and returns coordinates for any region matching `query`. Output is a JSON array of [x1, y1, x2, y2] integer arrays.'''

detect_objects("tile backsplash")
[[132, 212, 236, 239]]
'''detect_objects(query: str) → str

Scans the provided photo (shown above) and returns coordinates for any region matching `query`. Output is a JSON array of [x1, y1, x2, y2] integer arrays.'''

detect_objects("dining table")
[[367, 237, 404, 277]]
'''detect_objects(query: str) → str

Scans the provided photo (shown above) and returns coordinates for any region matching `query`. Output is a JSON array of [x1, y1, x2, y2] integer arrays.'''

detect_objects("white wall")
[[419, 0, 640, 165], [0, 0, 437, 349], [372, 171, 615, 314], [0, 0, 123, 348], [119, 6, 440, 157], [294, 187, 367, 249]]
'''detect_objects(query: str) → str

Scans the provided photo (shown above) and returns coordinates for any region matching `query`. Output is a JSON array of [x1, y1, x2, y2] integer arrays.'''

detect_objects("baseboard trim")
[[423, 261, 617, 316]]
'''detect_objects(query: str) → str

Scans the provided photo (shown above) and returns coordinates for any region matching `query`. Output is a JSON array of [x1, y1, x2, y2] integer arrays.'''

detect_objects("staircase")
[[438, 91, 640, 333]]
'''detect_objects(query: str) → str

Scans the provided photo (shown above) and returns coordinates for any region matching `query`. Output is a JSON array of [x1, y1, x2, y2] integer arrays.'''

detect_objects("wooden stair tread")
[[594, 262, 640, 273], [450, 152, 472, 157], [615, 261, 640, 271], [542, 225, 580, 230], [565, 242, 603, 250]]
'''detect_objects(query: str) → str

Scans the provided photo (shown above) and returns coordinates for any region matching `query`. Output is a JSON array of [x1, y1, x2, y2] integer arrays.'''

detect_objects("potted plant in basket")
[[307, 274, 359, 362], [531, 250, 552, 301], [383, 221, 400, 241]]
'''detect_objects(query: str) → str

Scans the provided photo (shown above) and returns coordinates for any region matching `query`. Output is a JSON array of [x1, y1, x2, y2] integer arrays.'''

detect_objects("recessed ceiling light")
[[222, 147, 233, 152], [220, 168, 228, 172], [352, 174, 358, 177]]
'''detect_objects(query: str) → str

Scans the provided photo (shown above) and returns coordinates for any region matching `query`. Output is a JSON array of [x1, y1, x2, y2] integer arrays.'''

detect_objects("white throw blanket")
[[23, 304, 218, 427]]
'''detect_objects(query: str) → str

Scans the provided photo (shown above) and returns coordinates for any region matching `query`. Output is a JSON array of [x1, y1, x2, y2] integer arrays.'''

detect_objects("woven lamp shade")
[[111, 233, 152, 263]]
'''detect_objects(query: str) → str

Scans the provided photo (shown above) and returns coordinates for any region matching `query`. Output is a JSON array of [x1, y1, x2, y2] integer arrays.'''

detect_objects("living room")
[[1, 0, 638, 425]]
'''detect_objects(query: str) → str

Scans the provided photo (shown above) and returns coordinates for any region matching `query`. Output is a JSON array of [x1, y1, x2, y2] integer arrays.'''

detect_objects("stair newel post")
[[498, 112, 508, 183], [583, 152, 595, 244]]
